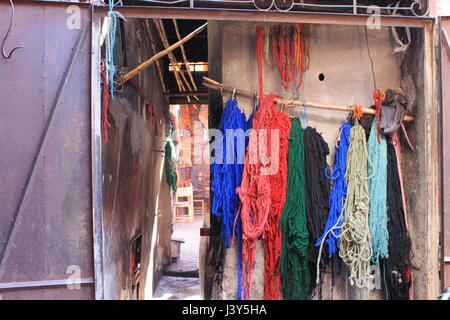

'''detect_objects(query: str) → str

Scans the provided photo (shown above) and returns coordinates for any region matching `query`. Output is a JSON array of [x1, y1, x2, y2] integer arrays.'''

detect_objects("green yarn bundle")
[[280, 118, 310, 300]]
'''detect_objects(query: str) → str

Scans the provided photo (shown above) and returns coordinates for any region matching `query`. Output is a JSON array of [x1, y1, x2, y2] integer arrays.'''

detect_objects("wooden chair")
[[193, 186, 209, 217], [173, 184, 194, 222]]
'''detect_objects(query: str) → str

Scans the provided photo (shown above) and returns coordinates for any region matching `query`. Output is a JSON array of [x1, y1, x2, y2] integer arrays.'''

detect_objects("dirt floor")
[[153, 215, 203, 300]]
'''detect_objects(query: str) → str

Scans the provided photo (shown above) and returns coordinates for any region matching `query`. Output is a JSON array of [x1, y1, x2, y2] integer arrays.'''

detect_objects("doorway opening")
[[99, 17, 209, 300], [154, 103, 210, 300]]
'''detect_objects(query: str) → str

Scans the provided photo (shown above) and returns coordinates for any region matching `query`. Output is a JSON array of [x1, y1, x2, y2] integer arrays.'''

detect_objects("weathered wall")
[[101, 19, 172, 300], [203, 20, 227, 300], [210, 21, 430, 299]]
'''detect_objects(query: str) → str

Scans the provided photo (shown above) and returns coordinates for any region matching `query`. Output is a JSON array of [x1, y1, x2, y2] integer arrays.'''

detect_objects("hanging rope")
[[280, 118, 310, 300], [368, 119, 389, 265], [392, 132, 414, 298], [381, 138, 412, 300], [256, 26, 265, 98], [303, 126, 330, 298], [105, 0, 125, 98], [101, 67, 111, 143], [316, 121, 351, 259], [211, 98, 249, 299], [339, 118, 374, 289]]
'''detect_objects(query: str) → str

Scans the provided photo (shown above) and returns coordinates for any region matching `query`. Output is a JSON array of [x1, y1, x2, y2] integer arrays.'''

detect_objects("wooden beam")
[[202, 76, 415, 121], [122, 22, 207, 82]]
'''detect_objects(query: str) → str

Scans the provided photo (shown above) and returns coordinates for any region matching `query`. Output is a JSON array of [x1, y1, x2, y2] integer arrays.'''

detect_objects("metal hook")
[[232, 88, 237, 100], [2, 0, 24, 60]]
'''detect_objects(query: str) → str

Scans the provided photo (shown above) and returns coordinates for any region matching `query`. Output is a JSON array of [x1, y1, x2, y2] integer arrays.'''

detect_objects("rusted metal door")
[[441, 16, 450, 289], [0, 1, 95, 299]]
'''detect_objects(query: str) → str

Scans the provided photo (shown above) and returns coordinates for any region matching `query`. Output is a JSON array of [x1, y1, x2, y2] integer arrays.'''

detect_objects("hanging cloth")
[[368, 119, 389, 265], [164, 136, 178, 194], [381, 138, 412, 300], [280, 118, 310, 300], [236, 94, 290, 300], [339, 119, 374, 289], [303, 126, 330, 298], [211, 98, 249, 299], [316, 121, 351, 259]]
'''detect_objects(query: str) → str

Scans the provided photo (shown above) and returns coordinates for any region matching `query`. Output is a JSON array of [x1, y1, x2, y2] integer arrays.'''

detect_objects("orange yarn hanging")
[[254, 25, 292, 300], [256, 26, 265, 97], [262, 25, 308, 91], [263, 99, 291, 300]]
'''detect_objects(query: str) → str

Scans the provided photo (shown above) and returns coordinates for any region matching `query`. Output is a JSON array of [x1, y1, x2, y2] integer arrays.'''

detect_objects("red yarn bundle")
[[236, 93, 290, 300]]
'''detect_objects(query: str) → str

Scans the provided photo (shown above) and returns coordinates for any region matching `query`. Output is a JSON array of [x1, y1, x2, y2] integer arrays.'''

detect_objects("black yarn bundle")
[[303, 126, 330, 298], [381, 139, 412, 300]]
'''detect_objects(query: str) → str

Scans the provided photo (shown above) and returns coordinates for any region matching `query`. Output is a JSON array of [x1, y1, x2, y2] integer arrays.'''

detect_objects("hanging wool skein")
[[368, 119, 389, 265], [262, 25, 310, 91], [236, 94, 290, 300], [339, 112, 374, 289], [315, 121, 351, 260], [263, 102, 290, 300], [381, 138, 412, 300], [303, 126, 330, 298], [255, 25, 293, 300], [211, 98, 249, 299], [280, 118, 310, 300]]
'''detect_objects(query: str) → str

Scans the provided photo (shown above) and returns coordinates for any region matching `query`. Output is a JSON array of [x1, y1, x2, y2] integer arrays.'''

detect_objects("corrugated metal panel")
[[0, 2, 94, 299], [441, 16, 450, 289]]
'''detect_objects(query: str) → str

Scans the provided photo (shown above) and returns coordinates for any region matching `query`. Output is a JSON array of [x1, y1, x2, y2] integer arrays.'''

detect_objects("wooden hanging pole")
[[202, 76, 414, 122], [122, 22, 207, 83]]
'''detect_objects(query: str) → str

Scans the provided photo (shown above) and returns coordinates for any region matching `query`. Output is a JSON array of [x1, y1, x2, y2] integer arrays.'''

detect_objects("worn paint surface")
[[213, 21, 431, 300], [0, 3, 94, 299], [101, 18, 172, 300]]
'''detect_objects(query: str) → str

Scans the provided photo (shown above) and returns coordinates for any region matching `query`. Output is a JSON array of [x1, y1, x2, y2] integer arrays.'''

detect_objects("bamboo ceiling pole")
[[202, 77, 414, 122], [123, 22, 208, 82], [173, 19, 198, 92]]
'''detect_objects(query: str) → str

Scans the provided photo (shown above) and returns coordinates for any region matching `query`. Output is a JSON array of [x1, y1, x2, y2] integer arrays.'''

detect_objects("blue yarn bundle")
[[105, 1, 125, 98], [315, 121, 351, 258], [211, 98, 252, 299], [368, 119, 389, 264]]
